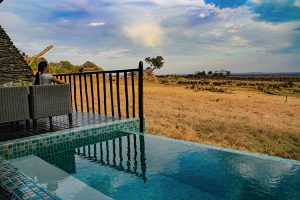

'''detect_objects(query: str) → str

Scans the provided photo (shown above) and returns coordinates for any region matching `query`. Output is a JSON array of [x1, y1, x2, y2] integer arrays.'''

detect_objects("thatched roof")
[[0, 25, 33, 84]]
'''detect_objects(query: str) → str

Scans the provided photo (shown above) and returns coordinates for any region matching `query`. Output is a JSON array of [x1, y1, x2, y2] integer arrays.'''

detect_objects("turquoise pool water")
[[9, 131, 300, 200]]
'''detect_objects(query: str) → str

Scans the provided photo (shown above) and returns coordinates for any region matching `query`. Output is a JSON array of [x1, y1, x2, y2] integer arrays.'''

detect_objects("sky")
[[0, 0, 300, 74]]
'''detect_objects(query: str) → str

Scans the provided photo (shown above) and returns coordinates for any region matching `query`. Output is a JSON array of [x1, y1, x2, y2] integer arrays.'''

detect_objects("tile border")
[[0, 118, 140, 159]]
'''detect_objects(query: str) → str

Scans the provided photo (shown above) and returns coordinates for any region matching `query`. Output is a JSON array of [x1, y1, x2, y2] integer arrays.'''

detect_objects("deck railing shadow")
[[53, 61, 144, 132], [38, 131, 147, 183], [75, 134, 147, 182]]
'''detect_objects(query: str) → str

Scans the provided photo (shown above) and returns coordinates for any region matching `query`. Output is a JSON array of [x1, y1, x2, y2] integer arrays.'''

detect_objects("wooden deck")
[[0, 112, 119, 142]]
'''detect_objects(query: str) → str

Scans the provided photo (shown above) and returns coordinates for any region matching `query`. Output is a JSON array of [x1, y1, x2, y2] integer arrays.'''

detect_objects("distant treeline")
[[223, 75, 300, 82], [157, 74, 300, 82]]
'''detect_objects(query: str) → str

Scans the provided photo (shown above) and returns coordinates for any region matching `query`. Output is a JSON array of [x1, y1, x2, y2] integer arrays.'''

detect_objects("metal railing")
[[54, 61, 144, 132]]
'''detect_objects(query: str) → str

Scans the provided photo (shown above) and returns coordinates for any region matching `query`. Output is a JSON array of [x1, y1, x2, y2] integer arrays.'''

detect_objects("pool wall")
[[0, 118, 141, 199]]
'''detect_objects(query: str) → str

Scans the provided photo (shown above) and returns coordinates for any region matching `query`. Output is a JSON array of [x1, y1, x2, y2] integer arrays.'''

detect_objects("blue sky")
[[1, 0, 300, 73]]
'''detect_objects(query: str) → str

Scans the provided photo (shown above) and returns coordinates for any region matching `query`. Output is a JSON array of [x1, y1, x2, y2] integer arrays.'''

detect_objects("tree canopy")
[[145, 56, 164, 73]]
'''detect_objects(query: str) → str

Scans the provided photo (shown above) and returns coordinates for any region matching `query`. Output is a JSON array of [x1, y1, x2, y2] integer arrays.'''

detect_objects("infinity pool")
[[8, 131, 300, 200]]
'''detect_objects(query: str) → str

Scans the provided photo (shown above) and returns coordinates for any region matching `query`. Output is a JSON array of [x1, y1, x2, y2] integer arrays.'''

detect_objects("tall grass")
[[144, 83, 300, 160]]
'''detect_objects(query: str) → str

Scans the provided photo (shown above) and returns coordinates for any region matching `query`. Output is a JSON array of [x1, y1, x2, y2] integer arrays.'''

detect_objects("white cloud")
[[168, 5, 298, 54], [1, 0, 299, 73], [60, 19, 70, 23], [52, 46, 129, 58], [250, 0, 262, 5], [229, 36, 249, 47], [199, 13, 207, 18], [123, 20, 164, 48], [89, 22, 106, 27], [294, 0, 300, 8], [45, 46, 132, 68], [250, 0, 290, 5], [114, 0, 205, 6]]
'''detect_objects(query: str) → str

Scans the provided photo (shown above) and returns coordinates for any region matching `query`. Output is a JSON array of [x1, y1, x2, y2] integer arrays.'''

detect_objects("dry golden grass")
[[70, 75, 300, 160], [144, 82, 300, 160]]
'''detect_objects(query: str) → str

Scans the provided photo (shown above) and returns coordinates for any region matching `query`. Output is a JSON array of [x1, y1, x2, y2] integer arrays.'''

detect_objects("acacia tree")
[[195, 71, 206, 77], [225, 70, 231, 76], [145, 56, 164, 73]]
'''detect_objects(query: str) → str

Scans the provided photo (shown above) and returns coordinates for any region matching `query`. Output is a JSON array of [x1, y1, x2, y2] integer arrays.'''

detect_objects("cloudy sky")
[[1, 0, 300, 74]]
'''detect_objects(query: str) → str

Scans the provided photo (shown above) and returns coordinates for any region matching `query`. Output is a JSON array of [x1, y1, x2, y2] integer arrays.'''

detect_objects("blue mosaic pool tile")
[[0, 117, 141, 199], [0, 118, 140, 160], [0, 156, 62, 200]]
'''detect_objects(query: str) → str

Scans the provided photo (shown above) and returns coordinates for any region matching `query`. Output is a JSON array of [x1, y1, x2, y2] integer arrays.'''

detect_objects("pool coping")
[[0, 118, 140, 146]]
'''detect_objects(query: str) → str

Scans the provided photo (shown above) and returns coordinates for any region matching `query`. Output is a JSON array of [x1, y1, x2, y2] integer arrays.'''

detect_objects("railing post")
[[138, 61, 144, 133]]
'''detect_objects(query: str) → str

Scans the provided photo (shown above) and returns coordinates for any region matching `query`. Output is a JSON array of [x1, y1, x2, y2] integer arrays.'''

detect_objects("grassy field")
[[72, 75, 300, 160], [144, 82, 300, 160]]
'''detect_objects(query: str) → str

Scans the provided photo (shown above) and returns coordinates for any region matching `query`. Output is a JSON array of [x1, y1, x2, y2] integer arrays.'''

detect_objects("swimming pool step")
[[10, 155, 112, 200], [0, 156, 60, 200]]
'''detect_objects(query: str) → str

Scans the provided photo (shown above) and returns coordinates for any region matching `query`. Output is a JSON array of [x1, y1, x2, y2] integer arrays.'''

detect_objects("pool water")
[[9, 131, 300, 200]]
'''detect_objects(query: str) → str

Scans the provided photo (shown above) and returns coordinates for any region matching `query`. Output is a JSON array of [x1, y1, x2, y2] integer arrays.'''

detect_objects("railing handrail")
[[53, 62, 144, 133], [53, 68, 139, 76]]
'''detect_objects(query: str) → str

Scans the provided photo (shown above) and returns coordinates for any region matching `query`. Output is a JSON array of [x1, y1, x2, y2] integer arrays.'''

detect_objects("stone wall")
[[0, 25, 33, 84]]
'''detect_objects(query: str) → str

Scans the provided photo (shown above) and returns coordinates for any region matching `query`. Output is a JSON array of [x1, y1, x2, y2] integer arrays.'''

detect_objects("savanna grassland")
[[144, 79, 300, 160], [73, 75, 300, 160]]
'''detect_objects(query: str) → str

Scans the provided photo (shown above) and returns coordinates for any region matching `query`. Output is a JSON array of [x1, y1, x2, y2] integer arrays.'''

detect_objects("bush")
[[49, 67, 69, 74]]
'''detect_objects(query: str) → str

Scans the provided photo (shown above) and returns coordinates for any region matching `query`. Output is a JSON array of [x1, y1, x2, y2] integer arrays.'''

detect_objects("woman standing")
[[33, 61, 64, 85]]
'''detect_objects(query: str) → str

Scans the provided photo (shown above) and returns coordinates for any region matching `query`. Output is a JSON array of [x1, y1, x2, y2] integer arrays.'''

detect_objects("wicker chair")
[[29, 84, 72, 126], [0, 86, 30, 128]]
